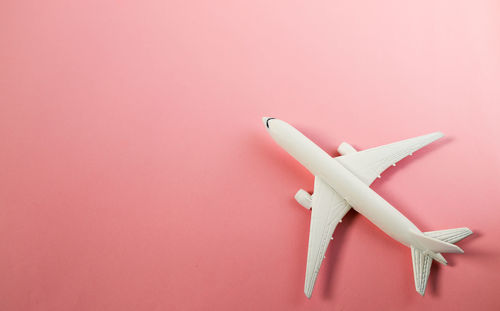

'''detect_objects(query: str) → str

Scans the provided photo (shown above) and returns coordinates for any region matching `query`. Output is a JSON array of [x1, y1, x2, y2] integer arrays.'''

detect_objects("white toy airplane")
[[262, 117, 472, 298]]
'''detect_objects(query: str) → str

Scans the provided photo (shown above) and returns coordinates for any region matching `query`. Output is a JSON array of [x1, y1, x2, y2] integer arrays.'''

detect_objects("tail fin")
[[410, 227, 472, 296]]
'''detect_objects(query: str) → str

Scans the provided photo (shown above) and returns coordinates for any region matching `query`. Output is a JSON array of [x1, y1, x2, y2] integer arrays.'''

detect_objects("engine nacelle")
[[337, 142, 357, 155], [295, 189, 312, 209]]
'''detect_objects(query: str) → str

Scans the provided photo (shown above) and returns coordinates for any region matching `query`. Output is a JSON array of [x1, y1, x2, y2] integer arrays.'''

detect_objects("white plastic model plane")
[[262, 117, 472, 298]]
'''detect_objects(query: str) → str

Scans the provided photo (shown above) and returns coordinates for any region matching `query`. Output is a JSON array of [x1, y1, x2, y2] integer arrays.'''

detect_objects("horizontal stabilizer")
[[425, 228, 473, 244], [428, 252, 447, 265], [411, 246, 432, 295], [409, 230, 463, 254]]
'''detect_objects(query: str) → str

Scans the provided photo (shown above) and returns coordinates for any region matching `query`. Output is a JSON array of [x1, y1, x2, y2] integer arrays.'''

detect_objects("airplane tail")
[[410, 228, 472, 295]]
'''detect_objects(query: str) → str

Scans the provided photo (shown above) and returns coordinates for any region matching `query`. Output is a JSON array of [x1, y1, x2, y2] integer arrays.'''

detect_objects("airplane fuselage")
[[265, 118, 422, 247]]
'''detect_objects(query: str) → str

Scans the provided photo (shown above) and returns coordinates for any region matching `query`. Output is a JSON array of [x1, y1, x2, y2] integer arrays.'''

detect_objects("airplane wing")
[[304, 176, 351, 298], [335, 132, 443, 186]]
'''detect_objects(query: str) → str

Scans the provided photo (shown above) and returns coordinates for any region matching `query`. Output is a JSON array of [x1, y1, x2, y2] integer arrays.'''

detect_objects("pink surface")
[[1, 1, 500, 310]]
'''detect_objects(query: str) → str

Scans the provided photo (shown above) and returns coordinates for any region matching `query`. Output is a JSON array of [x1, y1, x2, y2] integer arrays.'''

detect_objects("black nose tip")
[[265, 117, 275, 128]]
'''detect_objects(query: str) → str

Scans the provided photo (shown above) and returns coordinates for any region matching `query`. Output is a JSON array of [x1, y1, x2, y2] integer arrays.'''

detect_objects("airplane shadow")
[[250, 131, 312, 182], [429, 230, 483, 296]]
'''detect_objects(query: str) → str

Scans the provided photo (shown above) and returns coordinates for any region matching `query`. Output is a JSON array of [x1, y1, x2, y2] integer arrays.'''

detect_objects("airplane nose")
[[262, 117, 275, 128], [262, 117, 269, 127]]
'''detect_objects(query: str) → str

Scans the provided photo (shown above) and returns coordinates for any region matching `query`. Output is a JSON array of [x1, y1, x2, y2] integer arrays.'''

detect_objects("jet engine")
[[337, 142, 357, 155], [295, 189, 312, 209]]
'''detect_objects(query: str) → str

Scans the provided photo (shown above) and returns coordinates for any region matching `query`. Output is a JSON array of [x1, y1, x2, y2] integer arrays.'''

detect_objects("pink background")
[[1, 1, 500, 310]]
